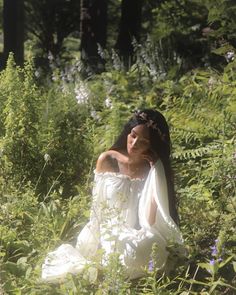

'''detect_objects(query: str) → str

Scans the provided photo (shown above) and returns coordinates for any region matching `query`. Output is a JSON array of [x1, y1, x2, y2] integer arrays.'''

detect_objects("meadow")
[[0, 53, 235, 294]]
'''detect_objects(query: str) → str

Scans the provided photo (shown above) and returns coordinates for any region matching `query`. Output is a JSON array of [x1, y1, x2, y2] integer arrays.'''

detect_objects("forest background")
[[0, 0, 235, 294]]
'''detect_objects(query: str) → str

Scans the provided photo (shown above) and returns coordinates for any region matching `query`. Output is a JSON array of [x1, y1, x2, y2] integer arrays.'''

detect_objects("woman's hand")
[[142, 149, 158, 167]]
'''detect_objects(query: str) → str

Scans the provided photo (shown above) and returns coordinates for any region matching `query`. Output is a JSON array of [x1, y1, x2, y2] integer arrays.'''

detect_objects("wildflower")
[[191, 24, 200, 31], [148, 260, 154, 272], [105, 97, 112, 108], [208, 77, 216, 88], [44, 153, 51, 163], [48, 51, 54, 61], [97, 44, 106, 59], [209, 259, 215, 265], [90, 110, 100, 121], [209, 239, 223, 265], [210, 245, 217, 256], [208, 259, 216, 275], [225, 51, 234, 62], [52, 73, 58, 81], [35, 70, 40, 78], [74, 83, 89, 104]]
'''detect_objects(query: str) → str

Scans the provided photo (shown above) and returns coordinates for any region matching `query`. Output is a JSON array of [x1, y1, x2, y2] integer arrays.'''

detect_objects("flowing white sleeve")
[[138, 160, 183, 244]]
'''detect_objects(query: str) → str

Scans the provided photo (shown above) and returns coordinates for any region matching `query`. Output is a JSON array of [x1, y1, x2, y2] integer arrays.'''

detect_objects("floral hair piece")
[[134, 110, 166, 142]]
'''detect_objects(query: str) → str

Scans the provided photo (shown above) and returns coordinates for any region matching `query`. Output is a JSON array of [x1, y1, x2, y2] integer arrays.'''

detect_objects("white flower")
[[34, 70, 40, 78], [48, 51, 54, 61], [44, 153, 51, 163], [105, 97, 112, 108], [225, 51, 235, 62], [52, 73, 58, 81], [74, 82, 90, 104], [191, 24, 200, 31], [90, 110, 100, 121], [208, 77, 216, 87]]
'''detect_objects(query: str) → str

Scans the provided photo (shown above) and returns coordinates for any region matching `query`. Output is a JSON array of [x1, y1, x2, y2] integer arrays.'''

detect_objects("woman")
[[42, 109, 183, 281]]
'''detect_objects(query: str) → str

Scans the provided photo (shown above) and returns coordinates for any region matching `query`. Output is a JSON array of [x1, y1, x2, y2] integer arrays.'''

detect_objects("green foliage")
[[146, 0, 210, 72], [38, 86, 93, 196], [100, 253, 131, 295], [206, 0, 236, 40], [143, 0, 236, 74], [0, 54, 40, 181], [0, 54, 93, 196], [0, 52, 235, 294]]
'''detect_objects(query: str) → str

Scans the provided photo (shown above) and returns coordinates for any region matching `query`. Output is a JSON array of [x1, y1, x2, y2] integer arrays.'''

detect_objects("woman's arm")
[[147, 195, 157, 226]]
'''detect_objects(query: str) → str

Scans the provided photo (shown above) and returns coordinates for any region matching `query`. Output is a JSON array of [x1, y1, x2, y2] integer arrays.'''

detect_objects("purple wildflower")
[[148, 260, 154, 272], [210, 245, 217, 256], [210, 259, 215, 265]]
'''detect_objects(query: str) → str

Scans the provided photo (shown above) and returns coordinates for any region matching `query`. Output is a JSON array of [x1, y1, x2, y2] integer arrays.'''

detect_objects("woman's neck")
[[117, 150, 150, 178], [120, 150, 145, 164]]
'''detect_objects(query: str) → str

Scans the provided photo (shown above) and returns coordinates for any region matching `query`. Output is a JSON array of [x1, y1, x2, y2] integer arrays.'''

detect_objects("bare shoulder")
[[96, 150, 120, 173]]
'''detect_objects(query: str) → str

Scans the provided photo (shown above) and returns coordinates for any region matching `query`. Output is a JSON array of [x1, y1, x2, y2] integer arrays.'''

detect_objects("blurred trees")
[[0, 0, 24, 68], [0, 0, 235, 74], [25, 0, 81, 68], [115, 0, 143, 65], [80, 0, 107, 73], [148, 0, 218, 73]]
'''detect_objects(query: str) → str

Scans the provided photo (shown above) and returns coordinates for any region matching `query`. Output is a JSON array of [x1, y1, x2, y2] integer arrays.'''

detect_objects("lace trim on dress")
[[94, 170, 144, 182]]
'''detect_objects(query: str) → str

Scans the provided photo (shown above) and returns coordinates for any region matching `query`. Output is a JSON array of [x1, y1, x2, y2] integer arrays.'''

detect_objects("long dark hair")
[[110, 109, 179, 225]]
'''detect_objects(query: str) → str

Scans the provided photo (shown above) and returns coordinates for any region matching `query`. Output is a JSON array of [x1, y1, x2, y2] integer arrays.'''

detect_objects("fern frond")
[[172, 144, 217, 160]]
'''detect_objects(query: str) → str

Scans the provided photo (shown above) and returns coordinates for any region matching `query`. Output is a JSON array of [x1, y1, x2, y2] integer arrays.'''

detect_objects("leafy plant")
[[0, 50, 235, 293]]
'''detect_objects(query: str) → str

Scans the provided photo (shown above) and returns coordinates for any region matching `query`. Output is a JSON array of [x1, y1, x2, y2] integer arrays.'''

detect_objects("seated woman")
[[42, 109, 183, 281]]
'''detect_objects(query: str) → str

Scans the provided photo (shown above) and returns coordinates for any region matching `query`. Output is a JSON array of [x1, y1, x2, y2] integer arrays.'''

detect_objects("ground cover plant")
[[0, 54, 235, 294]]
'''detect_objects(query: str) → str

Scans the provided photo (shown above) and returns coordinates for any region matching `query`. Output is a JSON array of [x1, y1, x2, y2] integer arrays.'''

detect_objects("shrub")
[[0, 54, 235, 293]]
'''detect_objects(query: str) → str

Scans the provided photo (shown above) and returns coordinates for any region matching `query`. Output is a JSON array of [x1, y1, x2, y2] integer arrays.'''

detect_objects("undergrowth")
[[0, 53, 235, 294]]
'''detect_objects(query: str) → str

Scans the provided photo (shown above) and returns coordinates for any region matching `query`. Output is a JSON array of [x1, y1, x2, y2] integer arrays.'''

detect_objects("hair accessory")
[[134, 110, 166, 142]]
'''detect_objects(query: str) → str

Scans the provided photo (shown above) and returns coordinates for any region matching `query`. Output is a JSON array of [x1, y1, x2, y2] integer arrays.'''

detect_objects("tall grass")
[[0, 53, 235, 294]]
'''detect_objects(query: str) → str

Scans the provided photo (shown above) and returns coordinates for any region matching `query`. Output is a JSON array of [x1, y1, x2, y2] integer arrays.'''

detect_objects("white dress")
[[42, 160, 183, 281]]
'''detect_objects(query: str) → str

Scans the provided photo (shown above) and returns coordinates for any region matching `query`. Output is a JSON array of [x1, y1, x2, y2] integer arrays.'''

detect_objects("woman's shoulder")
[[96, 150, 122, 173]]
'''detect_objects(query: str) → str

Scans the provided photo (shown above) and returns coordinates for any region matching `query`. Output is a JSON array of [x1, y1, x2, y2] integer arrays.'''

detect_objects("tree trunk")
[[116, 0, 143, 65], [80, 0, 107, 73], [2, 0, 24, 67]]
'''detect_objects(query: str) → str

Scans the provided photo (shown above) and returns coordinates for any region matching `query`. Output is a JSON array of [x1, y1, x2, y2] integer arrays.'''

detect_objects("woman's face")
[[127, 124, 151, 156]]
